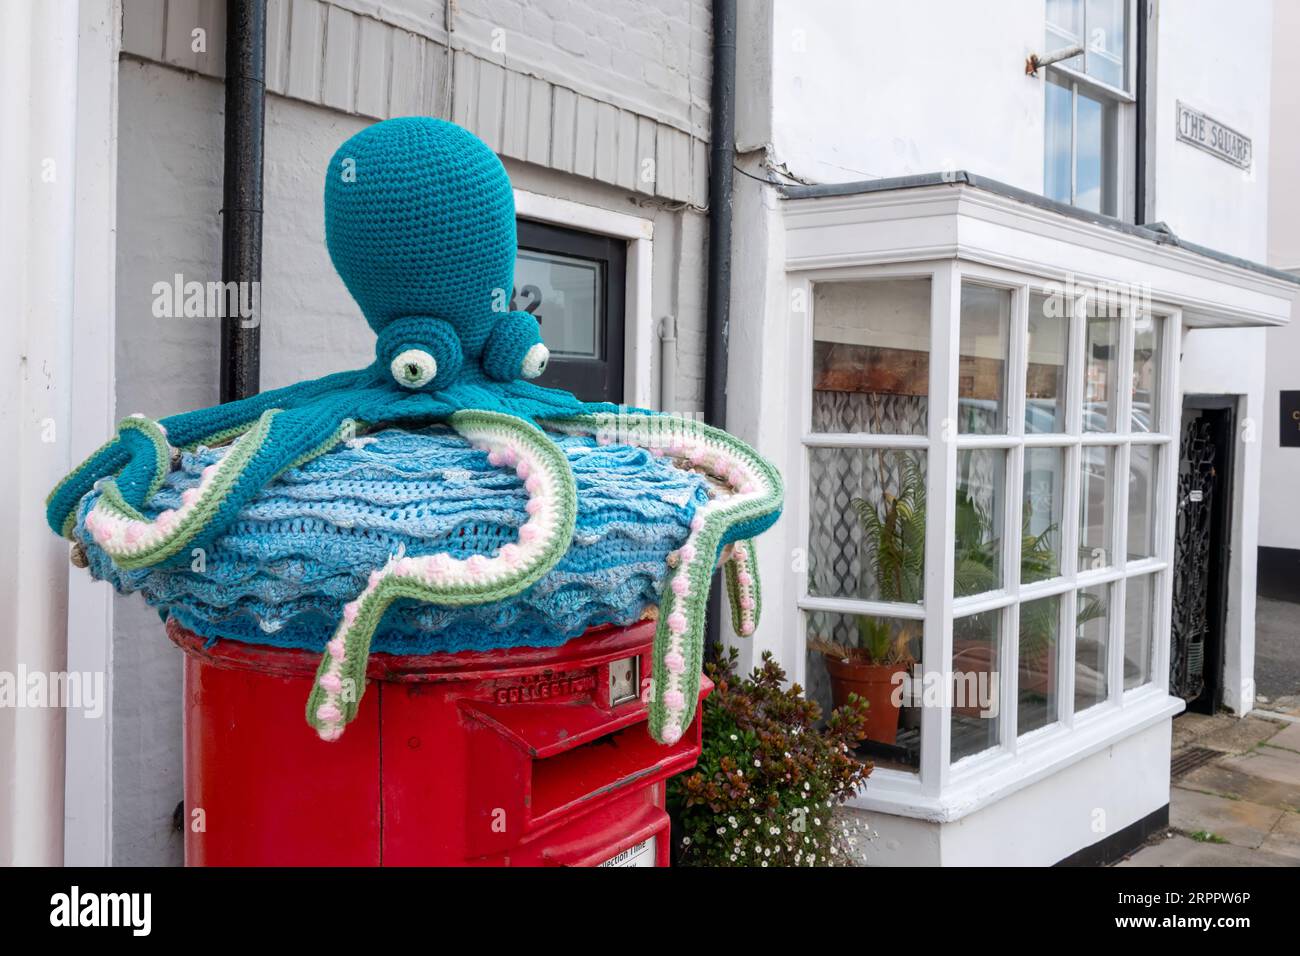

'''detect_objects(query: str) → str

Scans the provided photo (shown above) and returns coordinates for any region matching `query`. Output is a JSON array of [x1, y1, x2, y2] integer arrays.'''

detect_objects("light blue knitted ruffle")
[[76, 426, 710, 655]]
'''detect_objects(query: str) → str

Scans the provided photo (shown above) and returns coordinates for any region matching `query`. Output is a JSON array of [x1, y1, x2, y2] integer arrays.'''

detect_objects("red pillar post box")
[[171, 617, 710, 866]]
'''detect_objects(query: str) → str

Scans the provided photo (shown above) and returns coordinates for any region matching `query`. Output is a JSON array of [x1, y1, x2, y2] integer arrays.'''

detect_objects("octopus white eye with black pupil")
[[521, 343, 550, 379], [391, 348, 437, 389]]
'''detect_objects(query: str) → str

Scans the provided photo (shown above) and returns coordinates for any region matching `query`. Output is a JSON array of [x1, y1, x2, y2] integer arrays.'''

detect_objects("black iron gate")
[[1172, 401, 1233, 711]]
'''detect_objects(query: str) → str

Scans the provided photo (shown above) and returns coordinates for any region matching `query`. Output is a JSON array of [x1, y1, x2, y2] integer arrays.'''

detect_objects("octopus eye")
[[521, 343, 550, 379], [390, 348, 437, 389]]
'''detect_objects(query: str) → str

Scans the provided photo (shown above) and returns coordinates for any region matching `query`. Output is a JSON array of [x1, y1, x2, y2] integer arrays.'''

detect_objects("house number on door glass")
[[512, 249, 604, 359]]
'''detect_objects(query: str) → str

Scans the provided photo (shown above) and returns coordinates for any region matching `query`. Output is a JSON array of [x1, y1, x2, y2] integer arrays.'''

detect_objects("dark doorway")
[[1172, 397, 1235, 714], [514, 220, 626, 403]]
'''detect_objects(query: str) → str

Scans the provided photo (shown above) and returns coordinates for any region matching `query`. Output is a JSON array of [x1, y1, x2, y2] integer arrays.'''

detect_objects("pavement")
[[1117, 709, 1300, 866], [1255, 596, 1300, 703]]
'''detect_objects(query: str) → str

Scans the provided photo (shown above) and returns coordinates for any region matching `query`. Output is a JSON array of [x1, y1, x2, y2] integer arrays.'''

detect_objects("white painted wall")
[[770, 0, 1044, 187], [845, 718, 1172, 865], [1152, 0, 1274, 714], [1261, 0, 1300, 552], [730, 0, 1284, 864], [0, 0, 81, 866]]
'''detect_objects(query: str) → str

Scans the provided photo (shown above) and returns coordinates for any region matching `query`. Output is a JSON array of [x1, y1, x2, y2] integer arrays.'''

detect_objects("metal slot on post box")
[[607, 655, 640, 707]]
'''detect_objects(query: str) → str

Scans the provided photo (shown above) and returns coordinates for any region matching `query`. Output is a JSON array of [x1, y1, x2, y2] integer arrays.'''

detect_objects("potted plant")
[[809, 618, 914, 745], [809, 454, 924, 745]]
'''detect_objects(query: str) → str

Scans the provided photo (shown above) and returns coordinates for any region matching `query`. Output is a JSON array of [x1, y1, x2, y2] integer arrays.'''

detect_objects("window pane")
[[514, 249, 603, 358], [812, 279, 930, 435], [1132, 314, 1161, 432], [1128, 443, 1158, 560], [1019, 595, 1061, 736], [805, 611, 922, 772], [952, 610, 1001, 762], [1023, 447, 1065, 582], [1124, 573, 1156, 689], [956, 449, 1005, 597], [1074, 584, 1110, 711], [1027, 291, 1070, 432], [958, 284, 1011, 434], [1085, 0, 1127, 89], [1080, 445, 1114, 568], [1044, 72, 1073, 205], [1083, 307, 1119, 432], [1075, 88, 1118, 216], [1046, 0, 1084, 70], [808, 448, 926, 603]]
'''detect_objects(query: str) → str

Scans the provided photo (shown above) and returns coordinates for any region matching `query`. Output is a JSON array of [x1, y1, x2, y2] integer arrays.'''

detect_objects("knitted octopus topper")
[[47, 117, 784, 746]]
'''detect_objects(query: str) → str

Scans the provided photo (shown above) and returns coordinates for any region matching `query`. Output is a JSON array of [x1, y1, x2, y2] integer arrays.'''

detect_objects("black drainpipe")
[[704, 0, 736, 429], [219, 0, 267, 403], [1134, 0, 1149, 225], [704, 0, 737, 651]]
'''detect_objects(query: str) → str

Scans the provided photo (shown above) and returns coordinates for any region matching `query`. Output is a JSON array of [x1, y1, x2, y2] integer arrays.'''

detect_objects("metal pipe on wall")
[[703, 0, 737, 648], [219, 0, 267, 403], [658, 315, 678, 413], [704, 0, 736, 429]]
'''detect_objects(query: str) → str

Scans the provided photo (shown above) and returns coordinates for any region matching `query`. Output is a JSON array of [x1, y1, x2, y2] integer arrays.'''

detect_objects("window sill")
[[848, 687, 1185, 823]]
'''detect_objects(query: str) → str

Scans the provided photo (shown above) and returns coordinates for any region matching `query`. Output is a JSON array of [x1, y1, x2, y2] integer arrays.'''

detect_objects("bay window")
[[801, 262, 1176, 784], [775, 176, 1294, 846]]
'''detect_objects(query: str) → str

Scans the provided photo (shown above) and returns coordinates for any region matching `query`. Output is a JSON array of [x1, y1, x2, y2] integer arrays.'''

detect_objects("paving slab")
[[1172, 712, 1223, 750], [1261, 721, 1300, 754], [1196, 715, 1286, 754], [1118, 833, 1296, 867], [1179, 762, 1300, 813], [1219, 748, 1300, 788], [1260, 813, 1300, 861], [1169, 786, 1284, 849]]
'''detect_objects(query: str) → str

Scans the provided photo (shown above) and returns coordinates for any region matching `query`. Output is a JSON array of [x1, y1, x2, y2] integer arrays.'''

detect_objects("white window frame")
[[792, 258, 1181, 809], [775, 181, 1295, 821], [1043, 0, 1139, 220]]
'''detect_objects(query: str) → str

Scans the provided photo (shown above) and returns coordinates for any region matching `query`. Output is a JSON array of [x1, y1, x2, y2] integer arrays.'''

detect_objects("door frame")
[[1178, 395, 1237, 715], [513, 190, 654, 409]]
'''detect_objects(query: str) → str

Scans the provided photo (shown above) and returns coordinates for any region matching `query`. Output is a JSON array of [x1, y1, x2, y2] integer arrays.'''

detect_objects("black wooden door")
[[514, 220, 626, 404]]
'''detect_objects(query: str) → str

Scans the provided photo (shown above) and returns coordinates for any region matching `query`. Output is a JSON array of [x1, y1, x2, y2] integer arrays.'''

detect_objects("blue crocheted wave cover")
[[74, 426, 711, 655]]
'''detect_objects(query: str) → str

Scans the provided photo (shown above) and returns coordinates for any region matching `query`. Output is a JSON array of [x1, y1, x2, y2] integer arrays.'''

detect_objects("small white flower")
[[753, 759, 761, 768], [730, 734, 738, 741]]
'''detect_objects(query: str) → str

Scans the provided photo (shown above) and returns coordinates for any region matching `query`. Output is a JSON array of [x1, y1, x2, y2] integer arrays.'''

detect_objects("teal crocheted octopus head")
[[326, 117, 550, 389], [47, 117, 784, 748]]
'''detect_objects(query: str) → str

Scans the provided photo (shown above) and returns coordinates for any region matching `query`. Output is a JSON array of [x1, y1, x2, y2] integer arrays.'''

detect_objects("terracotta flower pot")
[[823, 655, 908, 745]]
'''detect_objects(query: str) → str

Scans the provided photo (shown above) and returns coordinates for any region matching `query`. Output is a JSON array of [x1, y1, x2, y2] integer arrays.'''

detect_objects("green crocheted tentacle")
[[544, 412, 784, 746], [724, 538, 762, 636], [46, 416, 172, 539], [83, 410, 354, 571], [305, 410, 579, 741]]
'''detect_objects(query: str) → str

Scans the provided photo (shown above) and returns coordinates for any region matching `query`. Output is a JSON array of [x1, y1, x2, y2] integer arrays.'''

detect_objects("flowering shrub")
[[667, 647, 873, 866]]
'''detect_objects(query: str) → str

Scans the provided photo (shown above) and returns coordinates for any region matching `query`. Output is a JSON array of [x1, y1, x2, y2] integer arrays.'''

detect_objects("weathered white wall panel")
[[120, 0, 709, 206]]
